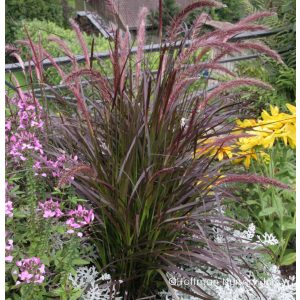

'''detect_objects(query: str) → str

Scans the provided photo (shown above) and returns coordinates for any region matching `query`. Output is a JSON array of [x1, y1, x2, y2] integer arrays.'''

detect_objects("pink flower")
[[19, 270, 33, 281], [5, 239, 14, 262], [38, 199, 63, 218], [15, 257, 45, 284], [7, 94, 44, 163], [66, 205, 94, 237], [5, 200, 13, 218], [5, 255, 13, 263]]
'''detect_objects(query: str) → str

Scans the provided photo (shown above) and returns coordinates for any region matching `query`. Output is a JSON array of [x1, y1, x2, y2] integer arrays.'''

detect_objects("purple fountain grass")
[[190, 12, 211, 39], [48, 36, 77, 63], [177, 40, 243, 66], [120, 27, 130, 91], [203, 78, 273, 107], [168, 0, 225, 41], [236, 41, 284, 63], [58, 164, 95, 188], [135, 7, 148, 87], [217, 174, 291, 190], [9, 52, 26, 74], [70, 19, 90, 68], [238, 11, 276, 25], [63, 68, 112, 101], [21, 30, 44, 82], [16, 2, 288, 298]]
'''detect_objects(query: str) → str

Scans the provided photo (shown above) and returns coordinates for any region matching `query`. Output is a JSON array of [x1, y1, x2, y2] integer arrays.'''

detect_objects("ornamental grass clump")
[[16, 1, 288, 298]]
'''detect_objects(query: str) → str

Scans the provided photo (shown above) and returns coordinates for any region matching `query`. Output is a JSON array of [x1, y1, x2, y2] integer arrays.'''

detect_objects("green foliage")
[[148, 0, 180, 30], [12, 19, 111, 86], [236, 59, 295, 112], [248, 0, 295, 69], [5, 166, 92, 299], [16, 20, 110, 58], [228, 143, 295, 266], [215, 0, 252, 22], [5, 0, 64, 44]]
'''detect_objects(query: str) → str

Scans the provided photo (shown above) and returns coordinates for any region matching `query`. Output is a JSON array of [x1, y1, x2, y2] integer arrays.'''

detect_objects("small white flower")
[[257, 232, 279, 246], [180, 118, 187, 128]]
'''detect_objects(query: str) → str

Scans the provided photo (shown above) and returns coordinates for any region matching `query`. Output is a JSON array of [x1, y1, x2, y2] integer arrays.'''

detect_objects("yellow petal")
[[286, 103, 296, 115]]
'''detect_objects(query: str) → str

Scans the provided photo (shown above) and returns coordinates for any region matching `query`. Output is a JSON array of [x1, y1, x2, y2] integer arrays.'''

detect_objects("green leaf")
[[70, 289, 83, 300], [56, 225, 66, 234], [280, 252, 296, 266], [11, 267, 19, 281], [246, 200, 258, 205], [40, 255, 50, 266], [282, 223, 296, 231], [258, 207, 277, 217], [13, 211, 28, 218], [72, 258, 90, 266]]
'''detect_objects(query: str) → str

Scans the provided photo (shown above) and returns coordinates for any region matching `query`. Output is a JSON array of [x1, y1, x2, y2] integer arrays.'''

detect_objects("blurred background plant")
[[5, 0, 76, 61], [227, 143, 295, 267]]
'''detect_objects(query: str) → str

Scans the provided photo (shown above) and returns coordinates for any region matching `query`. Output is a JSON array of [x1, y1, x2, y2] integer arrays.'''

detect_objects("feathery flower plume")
[[191, 12, 211, 39], [237, 41, 283, 64], [120, 27, 130, 91], [5, 44, 18, 53], [216, 174, 291, 190], [70, 19, 90, 68], [48, 36, 77, 63], [238, 11, 276, 24], [168, 0, 224, 40], [19, 34, 43, 81], [136, 7, 148, 86], [178, 40, 242, 66], [58, 164, 95, 188], [203, 78, 273, 106], [64, 68, 112, 102], [41, 48, 66, 79], [10, 52, 25, 74]]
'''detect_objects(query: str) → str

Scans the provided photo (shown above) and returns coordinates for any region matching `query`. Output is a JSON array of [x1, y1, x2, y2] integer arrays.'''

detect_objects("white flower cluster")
[[68, 266, 123, 300], [213, 223, 279, 246]]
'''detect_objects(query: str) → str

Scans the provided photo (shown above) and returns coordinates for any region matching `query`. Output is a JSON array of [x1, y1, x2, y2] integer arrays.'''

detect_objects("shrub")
[[16, 19, 110, 58], [5, 0, 64, 44], [11, 2, 287, 298], [236, 59, 296, 111], [11, 19, 111, 86]]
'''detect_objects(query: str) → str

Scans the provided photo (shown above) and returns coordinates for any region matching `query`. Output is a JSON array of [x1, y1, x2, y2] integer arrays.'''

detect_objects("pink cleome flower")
[[5, 181, 13, 218], [38, 199, 63, 218], [5, 200, 13, 218], [5, 239, 14, 263], [16, 257, 45, 285], [66, 205, 94, 237], [7, 93, 80, 180]]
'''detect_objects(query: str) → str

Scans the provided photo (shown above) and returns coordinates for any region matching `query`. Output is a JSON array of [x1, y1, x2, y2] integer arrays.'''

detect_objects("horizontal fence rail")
[[5, 47, 291, 98], [5, 28, 286, 73]]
